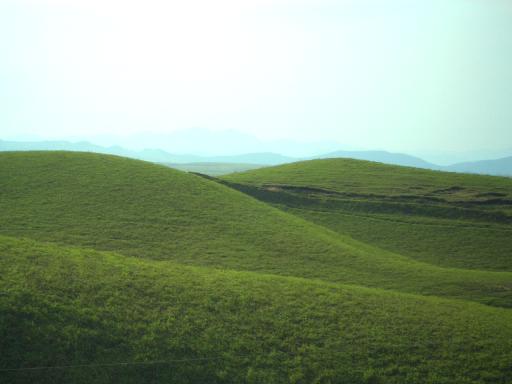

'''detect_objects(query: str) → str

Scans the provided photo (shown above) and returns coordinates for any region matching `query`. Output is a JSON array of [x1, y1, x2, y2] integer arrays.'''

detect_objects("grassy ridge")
[[2, 236, 512, 384], [223, 158, 512, 204], [1, 152, 512, 307], [223, 158, 512, 272]]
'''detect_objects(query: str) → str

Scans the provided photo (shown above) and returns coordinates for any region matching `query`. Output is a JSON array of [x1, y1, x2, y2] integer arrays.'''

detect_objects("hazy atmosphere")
[[2, 0, 511, 162], [3, 1, 512, 383]]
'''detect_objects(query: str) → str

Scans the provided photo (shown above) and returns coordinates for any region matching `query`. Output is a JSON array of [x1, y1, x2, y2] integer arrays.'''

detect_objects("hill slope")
[[223, 158, 512, 272], [223, 158, 512, 202], [3, 152, 512, 383], [1, 152, 512, 307], [2, 236, 512, 384]]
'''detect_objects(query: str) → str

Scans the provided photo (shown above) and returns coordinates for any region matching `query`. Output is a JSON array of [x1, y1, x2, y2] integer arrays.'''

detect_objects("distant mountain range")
[[314, 150, 439, 169], [1, 139, 511, 177], [0, 139, 294, 165], [70, 128, 345, 158], [444, 157, 512, 177]]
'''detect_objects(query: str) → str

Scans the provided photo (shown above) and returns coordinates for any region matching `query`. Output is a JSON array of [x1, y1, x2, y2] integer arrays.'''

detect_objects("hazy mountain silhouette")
[[0, 139, 294, 164], [446, 157, 512, 176], [93, 128, 343, 158], [1, 139, 510, 176], [314, 150, 440, 169]]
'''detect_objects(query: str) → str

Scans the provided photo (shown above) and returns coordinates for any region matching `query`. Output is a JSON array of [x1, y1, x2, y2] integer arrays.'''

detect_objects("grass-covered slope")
[[2, 236, 512, 384], [223, 158, 512, 204], [0, 151, 337, 264], [223, 158, 512, 272], [1, 152, 512, 308]]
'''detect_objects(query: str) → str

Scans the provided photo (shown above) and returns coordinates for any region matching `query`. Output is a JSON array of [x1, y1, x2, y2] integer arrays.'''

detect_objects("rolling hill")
[[1, 151, 511, 306], [2, 152, 512, 383], [222, 158, 512, 271], [2, 236, 512, 384], [222, 158, 512, 201]]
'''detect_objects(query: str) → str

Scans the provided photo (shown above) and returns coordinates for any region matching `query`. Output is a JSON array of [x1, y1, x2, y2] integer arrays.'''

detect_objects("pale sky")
[[1, 0, 511, 155]]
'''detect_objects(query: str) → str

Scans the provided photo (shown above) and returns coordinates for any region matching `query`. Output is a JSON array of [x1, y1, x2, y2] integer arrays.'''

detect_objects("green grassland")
[[2, 236, 512, 384], [1, 152, 512, 383], [223, 158, 512, 272], [1, 152, 511, 307]]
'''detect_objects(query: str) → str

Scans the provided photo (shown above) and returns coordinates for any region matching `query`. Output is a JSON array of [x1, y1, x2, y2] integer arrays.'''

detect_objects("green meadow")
[[1, 152, 512, 383]]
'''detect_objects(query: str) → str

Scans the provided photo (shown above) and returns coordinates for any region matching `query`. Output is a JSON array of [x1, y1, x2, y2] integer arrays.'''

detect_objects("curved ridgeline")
[[1, 152, 511, 383]]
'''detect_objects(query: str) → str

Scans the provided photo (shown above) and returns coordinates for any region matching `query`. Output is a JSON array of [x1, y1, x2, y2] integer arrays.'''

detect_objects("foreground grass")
[[1, 152, 512, 307], [1, 236, 512, 384]]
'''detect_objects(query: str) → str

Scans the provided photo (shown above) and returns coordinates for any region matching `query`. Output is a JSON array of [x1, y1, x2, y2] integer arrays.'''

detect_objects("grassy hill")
[[223, 158, 512, 203], [2, 236, 512, 384], [1, 152, 511, 307], [2, 152, 512, 383], [223, 158, 512, 271]]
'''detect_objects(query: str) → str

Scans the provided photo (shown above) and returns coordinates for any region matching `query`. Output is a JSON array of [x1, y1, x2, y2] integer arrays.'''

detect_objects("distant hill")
[[314, 150, 440, 169], [84, 127, 343, 158], [204, 152, 294, 165], [163, 162, 266, 176], [446, 156, 512, 176], [313, 150, 512, 176]]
